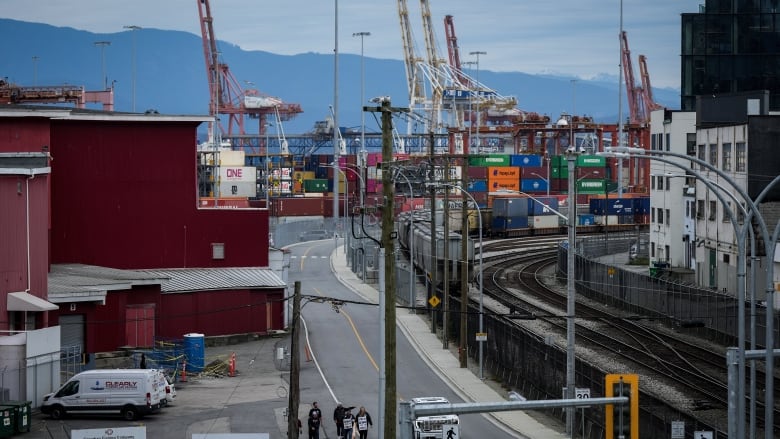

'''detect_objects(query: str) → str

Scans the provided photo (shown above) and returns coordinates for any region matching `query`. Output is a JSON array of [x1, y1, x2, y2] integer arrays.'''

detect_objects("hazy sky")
[[3, 0, 698, 89]]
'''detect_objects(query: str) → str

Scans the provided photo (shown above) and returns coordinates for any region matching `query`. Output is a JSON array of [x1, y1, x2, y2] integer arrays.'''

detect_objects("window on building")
[[666, 209, 671, 225], [651, 175, 656, 190], [723, 253, 730, 264], [666, 176, 671, 191], [651, 207, 656, 223], [724, 201, 731, 222], [687, 133, 697, 155], [651, 133, 657, 150], [666, 133, 671, 151], [736, 142, 746, 172], [696, 200, 704, 220], [651, 242, 655, 258], [658, 176, 664, 190], [722, 142, 732, 171], [658, 208, 664, 224], [665, 245, 670, 261], [709, 143, 718, 168], [709, 200, 717, 221], [698, 144, 706, 170]]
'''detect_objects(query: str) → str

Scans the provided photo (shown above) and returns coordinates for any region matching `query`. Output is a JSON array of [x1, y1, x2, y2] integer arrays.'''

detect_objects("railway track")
[[476, 239, 780, 435]]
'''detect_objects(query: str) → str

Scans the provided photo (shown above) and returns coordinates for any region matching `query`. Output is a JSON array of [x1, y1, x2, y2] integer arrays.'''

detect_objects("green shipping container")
[[577, 155, 606, 167], [551, 165, 569, 178], [468, 154, 510, 167], [303, 179, 329, 193], [576, 178, 606, 194], [551, 155, 564, 167]]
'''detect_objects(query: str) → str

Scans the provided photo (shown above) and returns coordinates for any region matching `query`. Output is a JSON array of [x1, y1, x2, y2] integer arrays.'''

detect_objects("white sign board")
[[441, 423, 460, 439], [72, 426, 146, 439], [671, 421, 685, 439]]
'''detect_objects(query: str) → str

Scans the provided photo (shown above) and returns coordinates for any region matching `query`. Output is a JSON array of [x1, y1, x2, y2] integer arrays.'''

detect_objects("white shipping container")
[[219, 150, 245, 167], [271, 167, 294, 180], [433, 165, 462, 182], [531, 215, 561, 229], [219, 166, 256, 182], [218, 181, 257, 198]]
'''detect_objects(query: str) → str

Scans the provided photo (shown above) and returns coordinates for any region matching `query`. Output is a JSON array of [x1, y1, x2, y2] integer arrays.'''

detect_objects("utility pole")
[[442, 161, 450, 349], [288, 281, 301, 439], [429, 132, 437, 335], [459, 161, 469, 368], [364, 98, 407, 439]]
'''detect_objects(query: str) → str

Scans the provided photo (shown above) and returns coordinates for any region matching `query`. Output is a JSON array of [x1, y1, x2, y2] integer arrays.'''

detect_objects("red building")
[[0, 106, 285, 362]]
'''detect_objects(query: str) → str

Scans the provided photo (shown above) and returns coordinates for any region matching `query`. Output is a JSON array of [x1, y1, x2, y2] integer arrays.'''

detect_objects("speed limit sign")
[[576, 388, 590, 408]]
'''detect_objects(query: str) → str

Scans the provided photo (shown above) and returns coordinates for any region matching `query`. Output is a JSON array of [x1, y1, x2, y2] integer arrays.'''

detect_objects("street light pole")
[[333, 0, 340, 241], [124, 25, 142, 112], [265, 122, 273, 206], [94, 41, 111, 90], [564, 150, 577, 437], [468, 51, 486, 152], [353, 31, 370, 210]]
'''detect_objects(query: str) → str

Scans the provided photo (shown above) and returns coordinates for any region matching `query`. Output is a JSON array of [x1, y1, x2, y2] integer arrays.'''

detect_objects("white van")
[[41, 369, 163, 420], [411, 397, 459, 439]]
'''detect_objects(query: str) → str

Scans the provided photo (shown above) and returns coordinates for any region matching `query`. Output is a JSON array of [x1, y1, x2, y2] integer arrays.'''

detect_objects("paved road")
[[25, 239, 561, 438]]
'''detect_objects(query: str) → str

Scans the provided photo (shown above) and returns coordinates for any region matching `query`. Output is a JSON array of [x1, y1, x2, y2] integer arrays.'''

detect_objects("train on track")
[[396, 196, 649, 289]]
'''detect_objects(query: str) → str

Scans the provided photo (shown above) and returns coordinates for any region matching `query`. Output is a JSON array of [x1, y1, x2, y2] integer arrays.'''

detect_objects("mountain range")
[[0, 18, 681, 136]]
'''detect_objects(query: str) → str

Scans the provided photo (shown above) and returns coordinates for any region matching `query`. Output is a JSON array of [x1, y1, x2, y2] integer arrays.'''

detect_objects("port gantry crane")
[[197, 0, 302, 154], [620, 30, 662, 126]]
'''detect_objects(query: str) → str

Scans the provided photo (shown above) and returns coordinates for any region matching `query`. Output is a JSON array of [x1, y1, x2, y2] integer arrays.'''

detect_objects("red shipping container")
[[576, 167, 604, 179], [520, 165, 547, 179], [198, 197, 251, 208], [551, 178, 567, 192], [470, 191, 488, 206], [271, 197, 325, 216], [367, 152, 382, 166], [468, 166, 488, 179], [366, 179, 378, 193], [393, 153, 410, 161]]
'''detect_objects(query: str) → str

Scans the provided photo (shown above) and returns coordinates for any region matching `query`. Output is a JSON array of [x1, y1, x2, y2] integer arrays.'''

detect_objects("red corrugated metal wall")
[[0, 174, 51, 331], [48, 121, 269, 269]]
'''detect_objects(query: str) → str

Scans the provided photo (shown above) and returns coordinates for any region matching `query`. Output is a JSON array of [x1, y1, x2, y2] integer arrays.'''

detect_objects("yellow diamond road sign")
[[428, 296, 441, 308]]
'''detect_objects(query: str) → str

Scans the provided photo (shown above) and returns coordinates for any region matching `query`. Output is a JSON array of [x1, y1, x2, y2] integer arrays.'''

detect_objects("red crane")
[[197, 0, 302, 150], [444, 15, 469, 87], [639, 54, 663, 118], [620, 31, 643, 125]]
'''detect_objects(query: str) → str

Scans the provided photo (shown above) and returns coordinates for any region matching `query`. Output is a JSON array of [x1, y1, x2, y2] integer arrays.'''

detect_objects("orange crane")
[[443, 15, 469, 88], [197, 0, 302, 151]]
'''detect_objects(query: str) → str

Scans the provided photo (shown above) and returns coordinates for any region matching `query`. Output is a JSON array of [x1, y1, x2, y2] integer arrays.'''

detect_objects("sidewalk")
[[330, 248, 567, 439]]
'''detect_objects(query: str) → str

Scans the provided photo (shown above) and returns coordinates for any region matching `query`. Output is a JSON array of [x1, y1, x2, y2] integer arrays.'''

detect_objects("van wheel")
[[49, 405, 66, 420], [121, 406, 139, 421]]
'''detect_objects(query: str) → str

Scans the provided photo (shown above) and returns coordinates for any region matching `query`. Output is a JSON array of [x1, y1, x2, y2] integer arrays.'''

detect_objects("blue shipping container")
[[510, 154, 543, 167], [589, 198, 605, 215], [520, 178, 548, 193], [577, 214, 595, 225], [606, 198, 634, 215], [633, 196, 650, 214], [493, 197, 530, 218], [492, 215, 529, 230], [529, 196, 560, 216], [468, 179, 488, 192]]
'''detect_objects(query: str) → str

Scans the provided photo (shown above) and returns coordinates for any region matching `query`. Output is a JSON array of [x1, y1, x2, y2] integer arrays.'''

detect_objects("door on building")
[[126, 305, 155, 348], [59, 314, 85, 380], [709, 249, 717, 288]]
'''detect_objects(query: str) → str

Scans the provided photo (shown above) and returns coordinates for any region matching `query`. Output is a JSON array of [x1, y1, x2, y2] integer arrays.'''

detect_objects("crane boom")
[[638, 54, 663, 117], [196, 0, 302, 150], [397, 0, 426, 106], [444, 15, 469, 87], [620, 30, 643, 125]]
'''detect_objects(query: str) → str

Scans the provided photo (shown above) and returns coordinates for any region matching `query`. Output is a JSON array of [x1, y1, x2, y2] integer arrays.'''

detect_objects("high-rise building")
[[681, 0, 780, 111]]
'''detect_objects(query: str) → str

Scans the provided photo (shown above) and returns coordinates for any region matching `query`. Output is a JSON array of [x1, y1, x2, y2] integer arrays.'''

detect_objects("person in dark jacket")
[[355, 406, 373, 439], [341, 407, 356, 439], [308, 402, 322, 439], [333, 402, 345, 437]]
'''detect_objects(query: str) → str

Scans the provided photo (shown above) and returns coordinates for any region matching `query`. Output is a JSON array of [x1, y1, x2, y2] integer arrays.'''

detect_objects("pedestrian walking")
[[309, 412, 322, 439], [309, 401, 322, 420], [341, 407, 356, 439], [333, 402, 345, 437], [355, 406, 372, 439]]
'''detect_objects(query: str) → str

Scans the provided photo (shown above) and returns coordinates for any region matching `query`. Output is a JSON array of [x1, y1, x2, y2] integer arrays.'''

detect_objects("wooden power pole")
[[287, 281, 301, 439]]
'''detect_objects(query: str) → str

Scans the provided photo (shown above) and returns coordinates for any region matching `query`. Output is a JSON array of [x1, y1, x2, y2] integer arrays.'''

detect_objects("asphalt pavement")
[[26, 242, 568, 438]]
